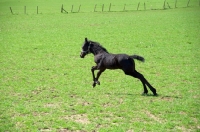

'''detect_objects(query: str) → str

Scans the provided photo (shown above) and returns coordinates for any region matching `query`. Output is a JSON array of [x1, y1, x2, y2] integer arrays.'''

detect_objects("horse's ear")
[[85, 38, 88, 42]]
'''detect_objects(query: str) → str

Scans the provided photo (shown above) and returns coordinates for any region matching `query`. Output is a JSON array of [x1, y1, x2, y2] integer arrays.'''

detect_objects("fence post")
[[137, 2, 140, 10], [61, 4, 68, 13], [167, 2, 171, 8], [61, 4, 63, 13], [144, 2, 146, 10], [123, 4, 126, 11], [78, 5, 81, 12], [163, 0, 166, 9], [109, 3, 111, 11], [71, 5, 73, 12], [24, 6, 26, 14], [102, 4, 104, 12], [37, 6, 38, 14], [187, 0, 190, 7], [94, 4, 97, 12], [9, 7, 13, 14], [175, 0, 177, 8]]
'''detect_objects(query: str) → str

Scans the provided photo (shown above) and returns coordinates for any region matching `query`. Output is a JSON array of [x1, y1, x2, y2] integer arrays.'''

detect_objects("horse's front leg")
[[95, 69, 106, 84], [91, 66, 99, 87], [92, 56, 105, 87], [92, 69, 105, 87]]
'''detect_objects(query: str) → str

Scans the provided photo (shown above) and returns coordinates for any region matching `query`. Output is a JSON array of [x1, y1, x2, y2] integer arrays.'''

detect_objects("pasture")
[[0, 0, 200, 131]]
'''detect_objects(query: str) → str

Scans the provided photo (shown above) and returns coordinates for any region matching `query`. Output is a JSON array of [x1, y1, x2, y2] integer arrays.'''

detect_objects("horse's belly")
[[103, 60, 120, 69], [107, 67, 119, 70]]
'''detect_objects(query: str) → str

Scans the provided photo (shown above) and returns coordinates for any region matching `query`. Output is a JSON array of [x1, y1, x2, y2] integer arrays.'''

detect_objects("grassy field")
[[0, 0, 199, 14], [0, 0, 200, 131]]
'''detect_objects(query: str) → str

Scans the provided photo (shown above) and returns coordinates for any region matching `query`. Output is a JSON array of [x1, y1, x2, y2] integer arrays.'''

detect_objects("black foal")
[[80, 38, 157, 96]]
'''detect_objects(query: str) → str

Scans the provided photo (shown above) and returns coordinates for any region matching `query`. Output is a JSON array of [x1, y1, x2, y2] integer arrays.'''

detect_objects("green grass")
[[0, 0, 199, 14], [0, 0, 200, 131]]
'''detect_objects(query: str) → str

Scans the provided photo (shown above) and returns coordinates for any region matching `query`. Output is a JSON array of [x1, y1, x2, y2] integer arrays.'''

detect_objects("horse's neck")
[[91, 46, 107, 55], [92, 50, 107, 56]]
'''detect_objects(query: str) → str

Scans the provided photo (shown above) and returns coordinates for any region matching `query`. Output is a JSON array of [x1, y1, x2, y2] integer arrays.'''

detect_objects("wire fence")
[[6, 0, 200, 15]]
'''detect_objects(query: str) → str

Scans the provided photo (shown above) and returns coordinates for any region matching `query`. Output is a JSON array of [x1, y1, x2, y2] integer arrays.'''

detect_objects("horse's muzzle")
[[80, 52, 85, 58]]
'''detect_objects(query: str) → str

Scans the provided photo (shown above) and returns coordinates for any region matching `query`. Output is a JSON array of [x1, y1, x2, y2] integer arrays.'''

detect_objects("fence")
[[8, 0, 200, 15]]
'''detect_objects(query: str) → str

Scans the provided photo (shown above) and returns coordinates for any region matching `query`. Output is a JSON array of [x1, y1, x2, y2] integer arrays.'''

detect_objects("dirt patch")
[[57, 128, 86, 132], [161, 96, 174, 102], [82, 101, 90, 106], [33, 112, 49, 116], [39, 128, 52, 131], [64, 114, 90, 124], [102, 102, 112, 108], [145, 111, 163, 123], [118, 97, 124, 104], [176, 126, 192, 132], [57, 128, 69, 132], [44, 103, 59, 108]]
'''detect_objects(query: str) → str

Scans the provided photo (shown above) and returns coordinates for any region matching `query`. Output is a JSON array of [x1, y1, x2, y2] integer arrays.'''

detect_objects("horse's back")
[[102, 53, 120, 69], [115, 54, 135, 71], [102, 53, 135, 71]]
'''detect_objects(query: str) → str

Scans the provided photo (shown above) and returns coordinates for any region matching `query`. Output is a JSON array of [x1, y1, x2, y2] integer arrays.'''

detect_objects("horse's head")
[[80, 38, 91, 58]]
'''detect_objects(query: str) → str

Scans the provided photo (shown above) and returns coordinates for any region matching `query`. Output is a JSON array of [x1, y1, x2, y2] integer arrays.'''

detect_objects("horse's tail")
[[130, 55, 145, 62]]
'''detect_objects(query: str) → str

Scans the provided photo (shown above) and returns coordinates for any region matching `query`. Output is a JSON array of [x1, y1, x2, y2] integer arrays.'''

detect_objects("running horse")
[[80, 38, 157, 96]]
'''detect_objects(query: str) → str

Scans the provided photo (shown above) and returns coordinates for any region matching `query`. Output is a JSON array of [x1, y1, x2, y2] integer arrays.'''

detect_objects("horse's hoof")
[[153, 93, 158, 96], [92, 82, 96, 88], [142, 92, 148, 96], [96, 81, 100, 85]]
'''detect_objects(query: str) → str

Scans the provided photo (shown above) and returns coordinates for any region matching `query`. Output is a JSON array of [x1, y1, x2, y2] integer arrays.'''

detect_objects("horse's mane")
[[89, 40, 109, 53]]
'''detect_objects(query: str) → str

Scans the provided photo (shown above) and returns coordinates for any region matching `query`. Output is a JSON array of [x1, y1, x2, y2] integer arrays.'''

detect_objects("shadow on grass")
[[107, 92, 158, 97], [110, 93, 182, 99], [144, 94, 182, 99], [160, 95, 182, 99]]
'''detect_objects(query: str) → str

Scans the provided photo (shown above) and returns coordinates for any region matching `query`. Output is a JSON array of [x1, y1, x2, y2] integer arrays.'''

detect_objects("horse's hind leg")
[[141, 80, 148, 95], [125, 71, 148, 95], [132, 70, 157, 96]]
